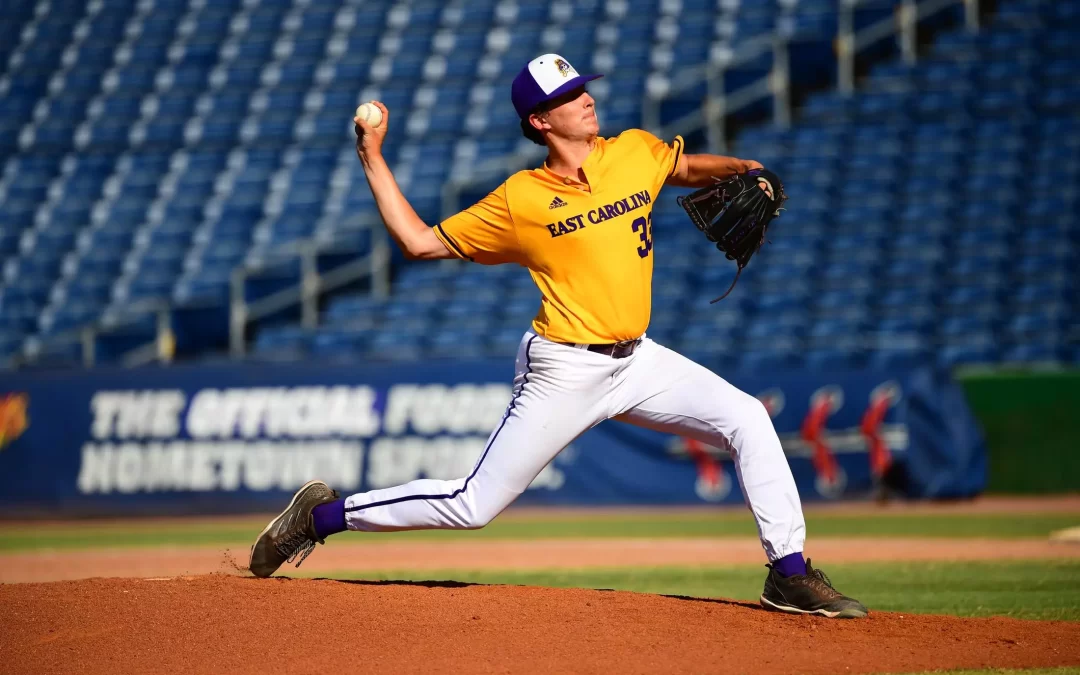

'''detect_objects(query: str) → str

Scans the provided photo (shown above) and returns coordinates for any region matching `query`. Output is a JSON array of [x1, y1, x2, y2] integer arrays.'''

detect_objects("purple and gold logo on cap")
[[0, 393, 28, 452], [554, 58, 572, 77]]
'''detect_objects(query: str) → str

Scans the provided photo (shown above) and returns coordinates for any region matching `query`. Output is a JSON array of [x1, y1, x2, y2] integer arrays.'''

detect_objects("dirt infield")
[[2, 575, 1078, 675], [2, 536, 1080, 584], [3, 497, 1079, 673]]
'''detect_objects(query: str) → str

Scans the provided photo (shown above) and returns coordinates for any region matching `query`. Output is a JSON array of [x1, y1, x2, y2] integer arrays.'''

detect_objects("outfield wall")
[[960, 370, 1080, 494], [0, 360, 985, 516]]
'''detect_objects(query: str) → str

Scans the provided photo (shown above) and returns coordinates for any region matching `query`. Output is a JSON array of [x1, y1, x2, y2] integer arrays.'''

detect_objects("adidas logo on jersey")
[[549, 196, 568, 209]]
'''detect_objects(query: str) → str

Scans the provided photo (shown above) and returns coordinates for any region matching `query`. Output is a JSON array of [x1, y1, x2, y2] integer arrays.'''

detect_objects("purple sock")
[[311, 498, 347, 540], [772, 552, 807, 578]]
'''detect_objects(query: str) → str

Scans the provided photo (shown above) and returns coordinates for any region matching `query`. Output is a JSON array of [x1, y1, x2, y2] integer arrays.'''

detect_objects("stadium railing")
[[648, 0, 981, 151]]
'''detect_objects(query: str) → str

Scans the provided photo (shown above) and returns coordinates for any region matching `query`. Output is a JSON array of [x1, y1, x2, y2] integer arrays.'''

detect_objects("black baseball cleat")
[[249, 480, 340, 578], [760, 558, 869, 619]]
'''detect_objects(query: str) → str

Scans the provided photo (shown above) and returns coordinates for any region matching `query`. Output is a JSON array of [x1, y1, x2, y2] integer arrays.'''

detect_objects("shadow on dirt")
[[307, 577, 479, 589], [659, 593, 762, 611], [299, 577, 761, 611]]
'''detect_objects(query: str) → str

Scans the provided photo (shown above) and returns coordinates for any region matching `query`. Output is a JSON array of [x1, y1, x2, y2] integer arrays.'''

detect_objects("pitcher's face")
[[532, 86, 599, 141]]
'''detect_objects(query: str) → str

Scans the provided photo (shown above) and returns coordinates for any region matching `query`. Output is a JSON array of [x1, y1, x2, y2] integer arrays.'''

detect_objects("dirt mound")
[[2, 576, 1077, 674]]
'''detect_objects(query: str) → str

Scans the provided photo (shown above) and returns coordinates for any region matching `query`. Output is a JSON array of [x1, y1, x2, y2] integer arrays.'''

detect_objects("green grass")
[[0, 512, 1076, 552], [307, 560, 1080, 621]]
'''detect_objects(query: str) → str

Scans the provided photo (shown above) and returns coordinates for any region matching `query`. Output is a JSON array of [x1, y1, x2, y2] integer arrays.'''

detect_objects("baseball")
[[355, 101, 383, 127]]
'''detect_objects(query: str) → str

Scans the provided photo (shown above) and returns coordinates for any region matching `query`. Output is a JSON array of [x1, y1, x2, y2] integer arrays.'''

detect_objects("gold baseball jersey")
[[433, 129, 684, 344]]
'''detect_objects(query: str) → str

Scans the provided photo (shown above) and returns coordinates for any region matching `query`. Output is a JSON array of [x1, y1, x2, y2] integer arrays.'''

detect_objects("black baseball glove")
[[677, 168, 787, 302]]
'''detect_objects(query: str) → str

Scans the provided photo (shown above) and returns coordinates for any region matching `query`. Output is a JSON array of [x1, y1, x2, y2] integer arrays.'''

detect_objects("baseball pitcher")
[[249, 54, 867, 619]]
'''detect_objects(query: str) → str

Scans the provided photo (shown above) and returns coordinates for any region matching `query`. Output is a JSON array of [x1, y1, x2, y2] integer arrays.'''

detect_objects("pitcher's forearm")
[[360, 153, 433, 256], [672, 154, 761, 188]]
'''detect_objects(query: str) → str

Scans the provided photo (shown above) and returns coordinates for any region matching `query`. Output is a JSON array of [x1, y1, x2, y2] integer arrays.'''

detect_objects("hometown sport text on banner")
[[0, 359, 986, 516]]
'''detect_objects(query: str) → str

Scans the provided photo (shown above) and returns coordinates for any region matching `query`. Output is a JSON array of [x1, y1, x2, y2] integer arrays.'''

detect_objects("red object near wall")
[[802, 391, 841, 486]]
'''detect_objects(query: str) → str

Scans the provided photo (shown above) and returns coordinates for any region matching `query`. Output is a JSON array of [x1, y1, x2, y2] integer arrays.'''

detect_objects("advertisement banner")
[[0, 359, 986, 516]]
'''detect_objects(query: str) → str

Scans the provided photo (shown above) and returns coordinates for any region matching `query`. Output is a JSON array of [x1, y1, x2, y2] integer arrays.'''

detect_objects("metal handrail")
[[119, 307, 175, 367], [228, 230, 392, 357], [838, 0, 978, 93], [642, 34, 778, 142]]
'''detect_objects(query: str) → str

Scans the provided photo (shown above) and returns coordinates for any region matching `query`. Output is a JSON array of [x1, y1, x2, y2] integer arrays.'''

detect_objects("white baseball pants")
[[343, 332, 806, 561]]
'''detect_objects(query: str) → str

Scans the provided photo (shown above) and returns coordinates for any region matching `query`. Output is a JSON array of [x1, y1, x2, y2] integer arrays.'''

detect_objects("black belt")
[[568, 338, 643, 359]]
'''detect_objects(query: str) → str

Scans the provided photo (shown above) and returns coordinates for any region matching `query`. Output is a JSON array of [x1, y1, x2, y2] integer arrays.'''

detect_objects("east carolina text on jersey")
[[547, 189, 652, 238], [433, 128, 684, 344]]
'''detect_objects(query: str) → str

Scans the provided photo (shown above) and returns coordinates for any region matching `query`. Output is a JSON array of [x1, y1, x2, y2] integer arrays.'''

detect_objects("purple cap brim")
[[541, 74, 604, 107], [513, 73, 604, 119]]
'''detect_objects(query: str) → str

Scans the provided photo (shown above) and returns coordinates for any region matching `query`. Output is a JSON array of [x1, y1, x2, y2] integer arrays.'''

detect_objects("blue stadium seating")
[[0, 0, 1077, 369]]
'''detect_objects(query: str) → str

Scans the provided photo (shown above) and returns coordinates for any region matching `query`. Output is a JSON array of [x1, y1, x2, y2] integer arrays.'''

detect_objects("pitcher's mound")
[[2, 575, 1077, 674]]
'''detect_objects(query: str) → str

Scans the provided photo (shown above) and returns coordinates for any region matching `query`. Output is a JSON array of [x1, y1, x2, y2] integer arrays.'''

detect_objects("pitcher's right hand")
[[354, 100, 388, 161]]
